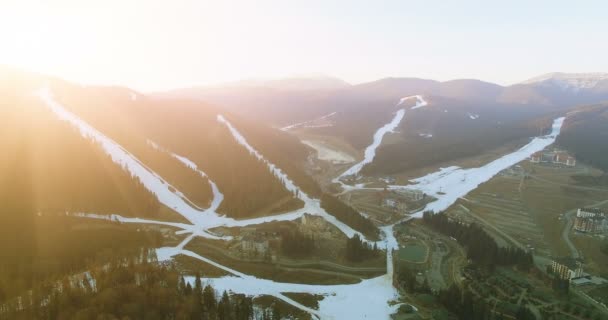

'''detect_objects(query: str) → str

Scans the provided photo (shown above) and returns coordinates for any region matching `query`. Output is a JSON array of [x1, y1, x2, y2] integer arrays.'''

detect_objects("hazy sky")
[[1, 0, 607, 91]]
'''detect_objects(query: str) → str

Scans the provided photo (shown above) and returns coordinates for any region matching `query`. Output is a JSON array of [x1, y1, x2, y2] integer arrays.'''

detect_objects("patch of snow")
[[217, 114, 370, 241], [302, 140, 355, 164], [338, 95, 427, 179], [40, 86, 407, 320], [390, 117, 565, 216], [336, 95, 427, 180], [467, 113, 479, 120], [418, 133, 433, 138], [280, 112, 337, 131]]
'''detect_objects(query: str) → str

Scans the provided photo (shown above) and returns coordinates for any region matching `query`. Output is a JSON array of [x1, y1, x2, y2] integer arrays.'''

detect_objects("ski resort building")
[[573, 208, 607, 233], [551, 257, 584, 280], [529, 149, 576, 166]]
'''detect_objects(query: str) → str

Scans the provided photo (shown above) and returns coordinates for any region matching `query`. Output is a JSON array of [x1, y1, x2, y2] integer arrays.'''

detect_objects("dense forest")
[[0, 215, 162, 304], [363, 105, 550, 175], [228, 116, 323, 198], [320, 194, 380, 240], [435, 284, 536, 320], [51, 83, 304, 218], [395, 264, 430, 294], [280, 229, 315, 258], [422, 212, 533, 270], [1, 260, 262, 320], [0, 84, 172, 220], [344, 234, 380, 262], [558, 104, 608, 172]]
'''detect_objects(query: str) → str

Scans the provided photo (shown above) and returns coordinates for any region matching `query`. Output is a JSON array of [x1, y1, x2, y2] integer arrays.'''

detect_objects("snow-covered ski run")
[[280, 111, 337, 131], [37, 87, 566, 319], [335, 95, 428, 181], [37, 87, 401, 320]]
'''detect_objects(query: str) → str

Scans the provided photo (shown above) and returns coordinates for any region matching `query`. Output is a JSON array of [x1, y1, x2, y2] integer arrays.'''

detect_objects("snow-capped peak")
[[521, 72, 608, 90]]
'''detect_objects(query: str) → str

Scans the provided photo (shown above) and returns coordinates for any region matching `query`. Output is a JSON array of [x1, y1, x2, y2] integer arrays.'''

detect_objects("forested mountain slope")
[[0, 69, 322, 303], [557, 103, 608, 171], [165, 74, 608, 176], [50, 81, 314, 218]]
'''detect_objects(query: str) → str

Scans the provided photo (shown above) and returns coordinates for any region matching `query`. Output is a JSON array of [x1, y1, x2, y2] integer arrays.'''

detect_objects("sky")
[[1, 0, 607, 91]]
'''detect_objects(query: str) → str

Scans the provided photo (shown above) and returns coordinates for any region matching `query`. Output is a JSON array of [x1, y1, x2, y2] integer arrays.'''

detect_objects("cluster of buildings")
[[573, 208, 607, 233], [550, 257, 608, 287], [377, 188, 425, 212], [529, 149, 576, 166], [550, 257, 584, 280]]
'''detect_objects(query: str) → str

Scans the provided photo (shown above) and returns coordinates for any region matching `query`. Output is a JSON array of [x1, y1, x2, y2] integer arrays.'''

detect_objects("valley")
[[2, 71, 608, 320]]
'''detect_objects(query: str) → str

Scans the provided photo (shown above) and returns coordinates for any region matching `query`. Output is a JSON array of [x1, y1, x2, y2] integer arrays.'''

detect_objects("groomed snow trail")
[[39, 86, 567, 319], [389, 116, 565, 216], [280, 112, 337, 131], [334, 109, 566, 218], [38, 87, 401, 320], [336, 95, 427, 180]]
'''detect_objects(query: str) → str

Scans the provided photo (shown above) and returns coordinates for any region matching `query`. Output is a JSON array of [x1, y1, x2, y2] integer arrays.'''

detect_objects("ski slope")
[[336, 95, 427, 179], [38, 87, 401, 319]]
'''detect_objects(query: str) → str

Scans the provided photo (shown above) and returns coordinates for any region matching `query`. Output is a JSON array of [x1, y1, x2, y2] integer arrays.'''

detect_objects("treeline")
[[320, 194, 380, 240], [436, 284, 535, 320], [227, 116, 323, 198], [0, 215, 162, 303], [422, 212, 533, 270], [395, 264, 430, 294], [345, 234, 380, 262], [2, 262, 259, 320], [281, 230, 315, 258]]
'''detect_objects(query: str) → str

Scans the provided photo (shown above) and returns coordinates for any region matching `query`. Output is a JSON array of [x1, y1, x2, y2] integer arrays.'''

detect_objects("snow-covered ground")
[[302, 140, 355, 164], [280, 112, 337, 131], [340, 116, 566, 217], [39, 87, 401, 319], [37, 86, 566, 319], [390, 117, 565, 216], [336, 95, 427, 179]]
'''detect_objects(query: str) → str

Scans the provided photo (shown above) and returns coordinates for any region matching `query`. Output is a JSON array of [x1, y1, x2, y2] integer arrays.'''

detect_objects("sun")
[[0, 3, 93, 79]]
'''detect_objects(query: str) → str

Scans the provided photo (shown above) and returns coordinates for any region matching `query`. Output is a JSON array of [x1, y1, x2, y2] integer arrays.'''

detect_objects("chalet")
[[551, 257, 584, 280]]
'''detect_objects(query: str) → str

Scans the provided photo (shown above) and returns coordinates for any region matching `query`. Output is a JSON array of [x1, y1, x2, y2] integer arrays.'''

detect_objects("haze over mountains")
[[1, 66, 607, 319], [157, 72, 608, 176], [159, 72, 608, 126]]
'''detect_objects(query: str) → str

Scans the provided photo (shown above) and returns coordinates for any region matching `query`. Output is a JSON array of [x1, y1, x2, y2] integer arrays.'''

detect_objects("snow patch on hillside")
[[337, 95, 427, 179], [390, 117, 565, 216], [280, 112, 337, 131]]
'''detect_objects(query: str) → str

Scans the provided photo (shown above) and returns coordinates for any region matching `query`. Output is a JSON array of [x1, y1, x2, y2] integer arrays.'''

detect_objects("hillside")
[[49, 81, 314, 218], [557, 103, 608, 171], [163, 74, 608, 176]]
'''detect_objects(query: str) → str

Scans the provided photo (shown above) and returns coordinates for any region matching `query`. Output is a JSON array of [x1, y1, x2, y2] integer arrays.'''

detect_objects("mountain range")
[[157, 72, 608, 176]]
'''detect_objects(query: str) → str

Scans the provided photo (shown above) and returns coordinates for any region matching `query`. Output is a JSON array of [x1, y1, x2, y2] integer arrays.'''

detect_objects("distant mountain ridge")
[[157, 72, 608, 176], [158, 72, 608, 128]]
